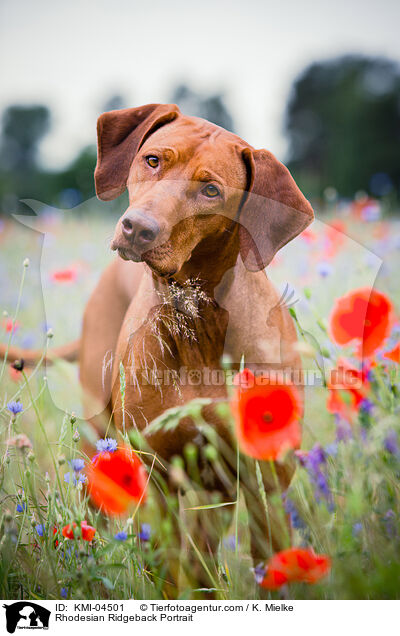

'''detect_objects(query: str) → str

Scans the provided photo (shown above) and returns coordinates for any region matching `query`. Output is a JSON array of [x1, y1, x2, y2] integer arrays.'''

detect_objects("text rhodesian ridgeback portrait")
[[4, 103, 314, 591]]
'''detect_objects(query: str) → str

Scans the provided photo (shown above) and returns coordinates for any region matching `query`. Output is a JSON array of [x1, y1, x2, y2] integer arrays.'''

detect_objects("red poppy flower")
[[233, 367, 255, 389], [383, 342, 400, 364], [50, 267, 77, 283], [329, 287, 393, 357], [62, 520, 96, 541], [301, 229, 317, 244], [259, 547, 331, 589], [231, 369, 301, 460], [3, 318, 20, 333], [327, 358, 370, 418], [87, 447, 147, 516]]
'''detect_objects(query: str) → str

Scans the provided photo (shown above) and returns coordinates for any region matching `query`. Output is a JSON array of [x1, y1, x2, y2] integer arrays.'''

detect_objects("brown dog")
[[3, 104, 314, 592], [91, 104, 313, 586]]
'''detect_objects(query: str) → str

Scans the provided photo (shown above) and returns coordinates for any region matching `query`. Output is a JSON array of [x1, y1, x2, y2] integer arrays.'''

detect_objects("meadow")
[[1, 197, 400, 600]]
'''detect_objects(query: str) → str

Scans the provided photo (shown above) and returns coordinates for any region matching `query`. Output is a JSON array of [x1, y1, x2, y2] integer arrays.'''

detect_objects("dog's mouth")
[[143, 241, 179, 278], [113, 246, 140, 262], [111, 240, 178, 278]]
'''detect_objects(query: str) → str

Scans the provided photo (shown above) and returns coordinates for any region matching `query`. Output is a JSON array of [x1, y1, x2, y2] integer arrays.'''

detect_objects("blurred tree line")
[[286, 55, 400, 203], [0, 55, 399, 216], [0, 85, 234, 216]]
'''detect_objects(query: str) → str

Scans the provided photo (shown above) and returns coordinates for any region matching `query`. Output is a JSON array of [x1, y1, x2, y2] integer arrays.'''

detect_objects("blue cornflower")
[[335, 416, 352, 442], [325, 442, 338, 457], [7, 401, 23, 415], [253, 564, 265, 585], [352, 522, 363, 537], [316, 262, 333, 278], [36, 524, 44, 537], [70, 458, 85, 472], [138, 523, 151, 542], [96, 438, 117, 453], [384, 429, 399, 456], [64, 472, 87, 486], [307, 444, 326, 471], [314, 470, 333, 508], [60, 587, 68, 599], [383, 509, 396, 538], [223, 534, 238, 551], [300, 443, 334, 510], [114, 531, 128, 542], [284, 497, 306, 530], [136, 564, 144, 577], [16, 503, 26, 513], [360, 399, 374, 415]]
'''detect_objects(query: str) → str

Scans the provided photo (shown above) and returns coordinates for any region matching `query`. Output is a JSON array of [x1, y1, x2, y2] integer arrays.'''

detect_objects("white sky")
[[1, 0, 399, 169]]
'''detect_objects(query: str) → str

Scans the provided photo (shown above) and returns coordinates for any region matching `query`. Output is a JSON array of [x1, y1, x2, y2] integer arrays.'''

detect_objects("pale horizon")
[[1, 0, 400, 169]]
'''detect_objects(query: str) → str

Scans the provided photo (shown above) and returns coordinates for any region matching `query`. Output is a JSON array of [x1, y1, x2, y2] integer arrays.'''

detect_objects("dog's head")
[[95, 103, 314, 277]]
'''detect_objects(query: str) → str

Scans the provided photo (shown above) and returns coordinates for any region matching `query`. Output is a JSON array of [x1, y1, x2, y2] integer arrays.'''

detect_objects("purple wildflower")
[[298, 443, 334, 510], [335, 416, 352, 442], [70, 458, 85, 472], [96, 438, 118, 453], [138, 523, 151, 542], [60, 587, 68, 598], [7, 401, 23, 415], [384, 429, 399, 455], [114, 531, 128, 542], [36, 524, 44, 537], [383, 509, 396, 538], [352, 522, 362, 537], [315, 470, 333, 505], [223, 534, 238, 551], [284, 497, 305, 530], [253, 564, 265, 585], [360, 399, 374, 415], [363, 365, 374, 382], [307, 444, 326, 470], [64, 472, 87, 486], [317, 262, 333, 278], [325, 442, 338, 457], [16, 503, 26, 513]]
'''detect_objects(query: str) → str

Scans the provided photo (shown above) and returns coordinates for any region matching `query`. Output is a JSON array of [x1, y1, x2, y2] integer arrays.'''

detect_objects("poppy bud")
[[11, 359, 25, 372]]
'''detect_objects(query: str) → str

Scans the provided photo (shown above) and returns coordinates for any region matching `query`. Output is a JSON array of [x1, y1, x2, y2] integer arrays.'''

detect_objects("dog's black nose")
[[121, 210, 160, 249]]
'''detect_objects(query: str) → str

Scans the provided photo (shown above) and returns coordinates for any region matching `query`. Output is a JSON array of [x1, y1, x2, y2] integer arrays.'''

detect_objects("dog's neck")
[[152, 223, 240, 297]]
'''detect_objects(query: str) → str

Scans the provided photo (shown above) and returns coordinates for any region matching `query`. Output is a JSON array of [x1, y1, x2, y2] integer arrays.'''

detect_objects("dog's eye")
[[146, 155, 159, 168], [203, 184, 220, 198]]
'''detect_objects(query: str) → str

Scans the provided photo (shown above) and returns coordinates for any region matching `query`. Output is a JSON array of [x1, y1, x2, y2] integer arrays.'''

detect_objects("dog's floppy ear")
[[95, 103, 180, 200], [239, 147, 314, 271]]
